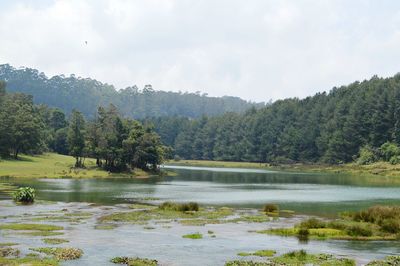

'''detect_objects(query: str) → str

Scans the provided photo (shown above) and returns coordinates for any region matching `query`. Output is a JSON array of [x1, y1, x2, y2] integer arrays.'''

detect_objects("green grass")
[[237, 250, 276, 257], [182, 232, 203, 239], [0, 153, 149, 179], [42, 238, 69, 245], [0, 223, 63, 231]]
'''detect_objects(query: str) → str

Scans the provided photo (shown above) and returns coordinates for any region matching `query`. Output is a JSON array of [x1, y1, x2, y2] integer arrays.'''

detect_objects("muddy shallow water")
[[1, 166, 400, 265], [1, 200, 400, 266]]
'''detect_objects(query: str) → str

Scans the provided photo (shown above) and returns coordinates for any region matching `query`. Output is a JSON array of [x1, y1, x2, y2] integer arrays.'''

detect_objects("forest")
[[0, 81, 166, 172], [0, 64, 263, 119], [147, 74, 400, 164], [3, 69, 400, 166]]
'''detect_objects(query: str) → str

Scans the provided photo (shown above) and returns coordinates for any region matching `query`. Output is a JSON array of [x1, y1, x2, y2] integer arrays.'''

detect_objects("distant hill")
[[0, 64, 264, 119]]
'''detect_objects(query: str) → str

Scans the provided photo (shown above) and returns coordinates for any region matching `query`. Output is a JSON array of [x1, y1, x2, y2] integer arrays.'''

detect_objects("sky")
[[1, 0, 400, 102]]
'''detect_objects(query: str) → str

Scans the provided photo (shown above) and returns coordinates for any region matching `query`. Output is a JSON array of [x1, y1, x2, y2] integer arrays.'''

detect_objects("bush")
[[173, 155, 181, 161], [299, 218, 326, 229], [264, 204, 279, 213], [159, 201, 199, 212], [13, 187, 35, 203], [357, 145, 377, 165], [352, 205, 400, 224], [345, 224, 373, 237], [380, 142, 400, 162], [381, 219, 400, 234], [297, 228, 309, 238]]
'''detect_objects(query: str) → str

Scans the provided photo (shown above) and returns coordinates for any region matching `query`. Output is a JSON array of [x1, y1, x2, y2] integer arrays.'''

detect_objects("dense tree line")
[[0, 83, 166, 171], [0, 64, 264, 119], [148, 74, 400, 164]]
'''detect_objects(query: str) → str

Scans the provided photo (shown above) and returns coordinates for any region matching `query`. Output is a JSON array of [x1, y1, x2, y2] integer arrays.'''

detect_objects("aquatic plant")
[[158, 201, 199, 212], [272, 250, 355, 265], [42, 238, 69, 244], [13, 187, 35, 203], [182, 232, 203, 239], [31, 247, 83, 260], [111, 256, 158, 265], [0, 223, 63, 231], [263, 204, 279, 213], [226, 261, 270, 266], [237, 250, 276, 257]]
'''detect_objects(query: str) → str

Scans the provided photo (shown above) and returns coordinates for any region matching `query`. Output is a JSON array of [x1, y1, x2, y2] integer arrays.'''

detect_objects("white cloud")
[[1, 0, 400, 102]]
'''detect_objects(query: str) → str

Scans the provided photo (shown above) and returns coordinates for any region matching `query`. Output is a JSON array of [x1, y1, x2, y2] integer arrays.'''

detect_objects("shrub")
[[173, 155, 181, 161], [380, 142, 400, 162], [297, 228, 309, 239], [345, 224, 373, 237], [357, 145, 378, 165], [13, 187, 35, 203], [299, 218, 326, 229], [381, 219, 400, 234], [351, 205, 400, 225], [264, 204, 279, 213], [159, 201, 199, 212]]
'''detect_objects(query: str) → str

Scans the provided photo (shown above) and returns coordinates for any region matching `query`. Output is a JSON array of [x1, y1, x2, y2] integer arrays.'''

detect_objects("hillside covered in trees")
[[149, 74, 400, 164], [0, 64, 263, 119], [0, 81, 166, 172]]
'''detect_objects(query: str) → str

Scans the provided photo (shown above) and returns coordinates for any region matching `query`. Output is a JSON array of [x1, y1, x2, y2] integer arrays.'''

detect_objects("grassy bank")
[[0, 153, 149, 179], [165, 159, 400, 178]]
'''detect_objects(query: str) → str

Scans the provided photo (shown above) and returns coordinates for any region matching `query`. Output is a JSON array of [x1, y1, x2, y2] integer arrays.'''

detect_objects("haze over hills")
[[0, 64, 264, 119]]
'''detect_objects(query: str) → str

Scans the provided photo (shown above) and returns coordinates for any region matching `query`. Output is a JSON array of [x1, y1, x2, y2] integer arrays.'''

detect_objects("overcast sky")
[[1, 0, 400, 102]]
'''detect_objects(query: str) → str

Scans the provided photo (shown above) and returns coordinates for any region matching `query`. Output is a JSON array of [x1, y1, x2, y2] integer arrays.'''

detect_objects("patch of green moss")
[[42, 238, 69, 244], [31, 247, 83, 260], [182, 233, 203, 239], [111, 256, 158, 265]]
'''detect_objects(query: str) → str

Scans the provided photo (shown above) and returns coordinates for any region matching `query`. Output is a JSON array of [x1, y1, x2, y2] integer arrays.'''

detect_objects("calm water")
[[2, 166, 400, 265], [2, 165, 400, 216]]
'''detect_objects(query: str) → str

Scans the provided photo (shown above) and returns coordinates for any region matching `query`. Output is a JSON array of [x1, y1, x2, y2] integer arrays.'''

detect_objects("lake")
[[1, 165, 400, 265], [2, 165, 400, 216]]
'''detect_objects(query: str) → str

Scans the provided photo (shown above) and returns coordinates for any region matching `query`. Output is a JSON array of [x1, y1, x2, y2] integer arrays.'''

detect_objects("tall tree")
[[67, 110, 86, 167]]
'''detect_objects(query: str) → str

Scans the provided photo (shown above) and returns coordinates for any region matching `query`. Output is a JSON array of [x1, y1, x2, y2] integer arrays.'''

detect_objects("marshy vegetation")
[[259, 205, 400, 240], [12, 187, 35, 203], [111, 256, 158, 266], [227, 250, 355, 266], [182, 232, 203, 239], [31, 247, 83, 260]]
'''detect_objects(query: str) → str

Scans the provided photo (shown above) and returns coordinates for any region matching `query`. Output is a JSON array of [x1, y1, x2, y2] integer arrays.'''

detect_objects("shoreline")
[[165, 159, 400, 178]]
